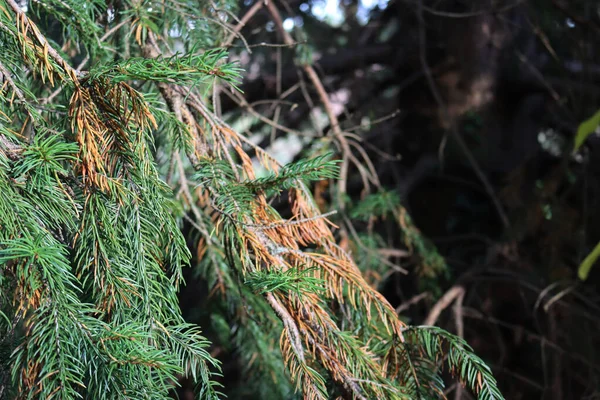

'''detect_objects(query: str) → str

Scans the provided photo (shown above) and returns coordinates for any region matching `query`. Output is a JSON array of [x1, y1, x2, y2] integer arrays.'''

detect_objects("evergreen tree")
[[0, 0, 504, 398]]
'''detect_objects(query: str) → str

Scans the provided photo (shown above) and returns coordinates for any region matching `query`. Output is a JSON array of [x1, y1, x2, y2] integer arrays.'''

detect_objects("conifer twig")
[[250, 210, 337, 230], [5, 0, 77, 79], [42, 17, 132, 105]]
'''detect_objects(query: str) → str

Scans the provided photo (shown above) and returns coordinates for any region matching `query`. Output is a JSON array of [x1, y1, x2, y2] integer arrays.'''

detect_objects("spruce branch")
[[404, 326, 505, 400], [0, 3, 223, 397], [88, 50, 243, 89], [243, 154, 340, 195]]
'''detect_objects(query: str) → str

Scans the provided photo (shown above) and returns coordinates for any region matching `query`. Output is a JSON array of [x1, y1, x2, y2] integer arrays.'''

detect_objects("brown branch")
[[0, 134, 22, 161], [217, 44, 398, 114], [223, 0, 265, 49], [462, 306, 600, 373], [265, 293, 306, 362], [139, 28, 408, 398], [221, 89, 306, 136], [141, 35, 208, 167], [0, 60, 26, 105], [424, 285, 465, 326], [312, 340, 368, 400], [420, 0, 525, 18], [173, 153, 217, 244]]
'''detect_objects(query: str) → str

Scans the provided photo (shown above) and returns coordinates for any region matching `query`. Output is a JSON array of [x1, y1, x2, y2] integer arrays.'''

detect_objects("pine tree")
[[0, 0, 504, 399]]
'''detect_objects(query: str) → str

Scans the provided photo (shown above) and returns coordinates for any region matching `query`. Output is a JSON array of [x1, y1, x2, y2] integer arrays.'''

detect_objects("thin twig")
[[295, 69, 324, 137], [344, 109, 402, 133], [424, 286, 465, 326], [395, 292, 429, 313], [343, 215, 408, 274], [515, 50, 561, 101], [222, 0, 265, 49], [221, 89, 307, 136], [251, 210, 338, 230], [419, 0, 525, 19], [452, 287, 465, 400], [0, 60, 29, 109]]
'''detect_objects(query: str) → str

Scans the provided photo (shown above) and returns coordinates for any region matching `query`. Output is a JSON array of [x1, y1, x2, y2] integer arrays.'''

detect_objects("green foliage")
[[575, 109, 600, 281], [574, 108, 600, 152], [352, 232, 390, 277], [350, 189, 401, 221], [14, 134, 78, 178], [578, 240, 600, 281], [244, 153, 340, 195], [122, 0, 238, 49], [404, 326, 504, 400], [0, 131, 221, 398], [194, 154, 339, 216], [0, 0, 225, 396], [88, 50, 243, 89], [194, 159, 256, 217], [147, 95, 194, 153], [28, 0, 105, 53], [245, 267, 326, 298]]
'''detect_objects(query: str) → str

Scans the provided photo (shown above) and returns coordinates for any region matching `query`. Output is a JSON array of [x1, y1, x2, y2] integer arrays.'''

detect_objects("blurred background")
[[175, 0, 600, 398]]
